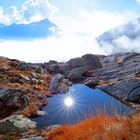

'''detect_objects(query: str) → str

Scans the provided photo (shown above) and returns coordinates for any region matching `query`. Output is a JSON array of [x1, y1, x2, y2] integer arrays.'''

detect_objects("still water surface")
[[33, 84, 133, 128]]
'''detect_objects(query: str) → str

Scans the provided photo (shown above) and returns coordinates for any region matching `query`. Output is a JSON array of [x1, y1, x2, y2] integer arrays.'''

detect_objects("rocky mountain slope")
[[0, 53, 140, 139], [0, 56, 52, 119]]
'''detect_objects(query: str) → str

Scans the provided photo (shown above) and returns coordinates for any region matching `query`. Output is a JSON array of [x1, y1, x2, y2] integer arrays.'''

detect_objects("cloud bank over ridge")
[[0, 0, 140, 62], [97, 18, 140, 54]]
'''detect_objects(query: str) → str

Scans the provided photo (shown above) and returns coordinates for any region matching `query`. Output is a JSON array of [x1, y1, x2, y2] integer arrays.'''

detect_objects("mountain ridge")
[[0, 19, 59, 40]]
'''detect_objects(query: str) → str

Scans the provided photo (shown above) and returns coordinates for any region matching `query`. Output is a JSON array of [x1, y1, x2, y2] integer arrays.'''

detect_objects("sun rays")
[[64, 97, 74, 107]]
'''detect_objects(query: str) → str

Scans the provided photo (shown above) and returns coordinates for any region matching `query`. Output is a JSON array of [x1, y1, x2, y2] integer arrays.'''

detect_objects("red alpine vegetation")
[[44, 113, 140, 140]]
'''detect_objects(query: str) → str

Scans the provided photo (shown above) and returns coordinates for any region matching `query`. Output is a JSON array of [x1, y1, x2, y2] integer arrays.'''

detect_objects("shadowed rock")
[[0, 88, 29, 118], [66, 54, 102, 81]]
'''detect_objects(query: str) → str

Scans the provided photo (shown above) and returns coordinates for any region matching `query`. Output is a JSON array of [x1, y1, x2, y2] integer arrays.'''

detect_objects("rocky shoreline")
[[48, 53, 140, 110], [0, 52, 140, 139]]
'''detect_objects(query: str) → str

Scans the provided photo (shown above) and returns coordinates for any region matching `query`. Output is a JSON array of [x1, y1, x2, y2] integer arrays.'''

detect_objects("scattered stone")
[[31, 78, 39, 85], [50, 74, 71, 93], [46, 64, 59, 73], [0, 115, 36, 134], [57, 83, 69, 93], [50, 74, 64, 91], [30, 72, 38, 79], [65, 54, 102, 81], [10, 76, 20, 83], [18, 136, 43, 140], [67, 67, 88, 81], [0, 88, 24, 106], [47, 124, 60, 131], [11, 75, 30, 84], [61, 78, 72, 86], [35, 67, 44, 74], [23, 95, 30, 106], [19, 74, 30, 82], [68, 54, 102, 70], [57, 63, 70, 74], [0, 88, 29, 118], [83, 78, 100, 87], [18, 62, 30, 71], [0, 77, 6, 82], [45, 60, 57, 65], [0, 67, 9, 73], [37, 111, 47, 116], [82, 54, 102, 69]]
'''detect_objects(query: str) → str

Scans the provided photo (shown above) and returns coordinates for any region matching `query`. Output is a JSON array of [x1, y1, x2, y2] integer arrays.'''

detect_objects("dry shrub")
[[135, 73, 140, 78], [43, 114, 140, 140]]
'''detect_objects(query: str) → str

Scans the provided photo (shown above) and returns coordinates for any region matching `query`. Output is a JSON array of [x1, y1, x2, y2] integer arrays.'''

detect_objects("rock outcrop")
[[0, 115, 36, 134], [100, 78, 140, 103], [88, 53, 140, 106], [0, 56, 52, 118], [45, 53, 140, 106], [50, 74, 72, 93], [0, 88, 29, 118], [66, 54, 102, 81], [0, 53, 140, 139], [45, 54, 102, 82]]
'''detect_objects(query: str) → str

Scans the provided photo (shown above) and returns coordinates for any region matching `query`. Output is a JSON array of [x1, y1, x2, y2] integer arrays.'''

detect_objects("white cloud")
[[0, 9, 139, 63], [8, 6, 18, 16], [0, 1, 140, 62], [53, 10, 140, 38], [101, 36, 140, 54], [18, 0, 58, 23], [0, 34, 105, 62], [114, 36, 140, 51], [0, 0, 58, 25], [0, 6, 3, 14], [136, 0, 140, 4]]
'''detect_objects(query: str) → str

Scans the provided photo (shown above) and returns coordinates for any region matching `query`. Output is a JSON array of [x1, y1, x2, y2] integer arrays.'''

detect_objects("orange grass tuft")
[[135, 73, 140, 78], [43, 114, 140, 140]]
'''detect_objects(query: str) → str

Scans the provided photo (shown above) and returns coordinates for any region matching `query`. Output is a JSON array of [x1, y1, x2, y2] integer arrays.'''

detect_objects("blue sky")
[[0, 0, 139, 25], [50, 0, 140, 15], [0, 0, 139, 16], [0, 0, 140, 62], [0, 0, 138, 10], [0, 1, 24, 9]]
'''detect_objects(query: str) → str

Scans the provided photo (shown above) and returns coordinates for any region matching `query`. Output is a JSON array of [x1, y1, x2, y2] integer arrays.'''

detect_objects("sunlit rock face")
[[0, 115, 36, 134], [0, 19, 59, 40], [91, 53, 140, 107]]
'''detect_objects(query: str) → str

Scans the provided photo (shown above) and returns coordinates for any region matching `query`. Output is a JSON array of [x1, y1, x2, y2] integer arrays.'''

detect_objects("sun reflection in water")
[[64, 96, 74, 107]]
